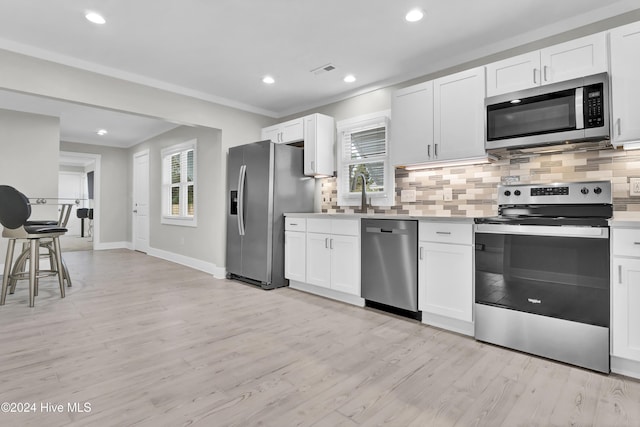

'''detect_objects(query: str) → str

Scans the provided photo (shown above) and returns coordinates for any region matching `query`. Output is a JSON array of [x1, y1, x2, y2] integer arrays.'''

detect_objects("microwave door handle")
[[575, 88, 584, 130]]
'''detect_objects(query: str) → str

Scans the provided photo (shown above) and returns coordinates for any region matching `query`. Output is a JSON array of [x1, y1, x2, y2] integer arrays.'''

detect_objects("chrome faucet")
[[352, 173, 369, 211]]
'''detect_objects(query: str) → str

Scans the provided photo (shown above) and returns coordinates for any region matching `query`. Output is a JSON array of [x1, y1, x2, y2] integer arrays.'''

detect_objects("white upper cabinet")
[[610, 21, 640, 146], [261, 117, 304, 144], [390, 67, 485, 167], [433, 66, 486, 162], [303, 113, 335, 177], [390, 81, 434, 166], [486, 32, 608, 97], [262, 113, 335, 177]]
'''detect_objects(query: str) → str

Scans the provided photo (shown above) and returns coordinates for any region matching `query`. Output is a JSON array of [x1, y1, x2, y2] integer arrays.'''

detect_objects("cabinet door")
[[390, 81, 434, 166], [541, 32, 607, 85], [261, 125, 281, 143], [419, 242, 472, 322], [434, 67, 486, 162], [285, 231, 306, 282], [306, 232, 331, 288], [281, 118, 304, 144], [612, 257, 640, 361], [330, 234, 360, 296], [610, 22, 640, 145], [486, 51, 540, 97], [303, 114, 335, 176]]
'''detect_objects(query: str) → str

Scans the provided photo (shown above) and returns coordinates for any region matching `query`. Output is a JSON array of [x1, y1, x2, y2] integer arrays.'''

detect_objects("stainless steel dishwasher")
[[361, 219, 419, 319]]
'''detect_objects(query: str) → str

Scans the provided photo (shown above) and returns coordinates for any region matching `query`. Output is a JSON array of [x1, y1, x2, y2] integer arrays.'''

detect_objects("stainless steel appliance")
[[474, 181, 612, 373], [485, 73, 609, 151], [226, 140, 314, 289], [361, 219, 420, 319]]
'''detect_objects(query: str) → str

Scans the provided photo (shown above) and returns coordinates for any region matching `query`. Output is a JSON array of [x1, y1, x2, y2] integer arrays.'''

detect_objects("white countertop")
[[284, 212, 475, 223], [611, 212, 640, 227]]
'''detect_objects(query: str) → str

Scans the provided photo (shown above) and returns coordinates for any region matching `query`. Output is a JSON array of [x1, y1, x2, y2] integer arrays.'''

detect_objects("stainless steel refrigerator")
[[226, 140, 315, 289]]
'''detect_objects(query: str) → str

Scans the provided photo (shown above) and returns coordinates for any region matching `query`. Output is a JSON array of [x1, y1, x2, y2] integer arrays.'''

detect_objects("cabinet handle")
[[434, 143, 438, 157], [617, 118, 622, 136], [290, 223, 298, 226], [634, 242, 640, 245], [543, 65, 549, 82], [619, 265, 623, 284], [436, 231, 451, 235], [533, 68, 537, 84], [330, 239, 334, 249], [419, 246, 424, 260], [325, 237, 329, 248], [427, 145, 431, 158]]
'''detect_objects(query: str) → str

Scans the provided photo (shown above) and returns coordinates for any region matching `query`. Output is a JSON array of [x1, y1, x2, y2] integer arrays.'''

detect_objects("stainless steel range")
[[474, 181, 612, 373]]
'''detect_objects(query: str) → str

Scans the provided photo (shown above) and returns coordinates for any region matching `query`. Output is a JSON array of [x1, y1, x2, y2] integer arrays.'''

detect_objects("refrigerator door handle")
[[237, 164, 247, 236]]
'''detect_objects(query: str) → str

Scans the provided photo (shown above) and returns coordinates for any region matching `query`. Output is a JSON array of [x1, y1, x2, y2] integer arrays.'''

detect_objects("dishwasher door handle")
[[365, 227, 408, 235]]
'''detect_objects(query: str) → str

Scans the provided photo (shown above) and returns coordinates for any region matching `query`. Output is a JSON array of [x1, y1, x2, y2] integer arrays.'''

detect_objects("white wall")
[[130, 126, 224, 271], [0, 108, 60, 263]]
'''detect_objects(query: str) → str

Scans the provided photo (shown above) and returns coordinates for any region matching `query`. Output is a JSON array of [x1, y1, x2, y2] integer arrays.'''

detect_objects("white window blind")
[[337, 112, 394, 207], [162, 139, 197, 226]]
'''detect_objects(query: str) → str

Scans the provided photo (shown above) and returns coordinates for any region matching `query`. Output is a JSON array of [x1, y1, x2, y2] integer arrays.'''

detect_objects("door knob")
[[133, 210, 138, 213]]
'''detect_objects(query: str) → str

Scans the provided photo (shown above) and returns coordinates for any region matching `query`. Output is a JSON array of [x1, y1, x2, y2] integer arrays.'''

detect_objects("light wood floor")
[[1, 249, 639, 426]]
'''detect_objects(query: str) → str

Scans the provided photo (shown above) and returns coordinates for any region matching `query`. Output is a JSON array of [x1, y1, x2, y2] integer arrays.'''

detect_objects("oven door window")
[[475, 232, 609, 327], [487, 89, 577, 141]]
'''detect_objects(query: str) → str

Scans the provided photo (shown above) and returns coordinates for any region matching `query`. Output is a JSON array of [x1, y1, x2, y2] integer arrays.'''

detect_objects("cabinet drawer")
[[331, 219, 359, 236], [285, 217, 306, 232], [307, 218, 332, 234], [419, 222, 472, 245], [613, 228, 640, 257]]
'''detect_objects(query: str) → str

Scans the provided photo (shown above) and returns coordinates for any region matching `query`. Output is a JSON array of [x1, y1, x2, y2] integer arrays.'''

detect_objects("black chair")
[[0, 186, 68, 307]]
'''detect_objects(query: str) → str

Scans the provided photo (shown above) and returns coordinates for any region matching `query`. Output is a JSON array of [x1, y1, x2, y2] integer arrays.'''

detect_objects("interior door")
[[133, 151, 149, 253]]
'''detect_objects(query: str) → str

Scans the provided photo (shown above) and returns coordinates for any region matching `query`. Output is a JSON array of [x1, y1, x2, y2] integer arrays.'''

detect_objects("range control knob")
[[581, 187, 589, 195], [504, 190, 511, 196], [514, 190, 521, 196], [594, 187, 602, 194]]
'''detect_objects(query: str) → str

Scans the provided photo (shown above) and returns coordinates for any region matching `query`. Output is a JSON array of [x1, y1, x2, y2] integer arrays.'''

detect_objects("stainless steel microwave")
[[485, 73, 609, 151]]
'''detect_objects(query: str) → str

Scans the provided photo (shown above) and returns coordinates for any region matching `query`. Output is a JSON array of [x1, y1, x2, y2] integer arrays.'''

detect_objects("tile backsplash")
[[320, 147, 640, 217]]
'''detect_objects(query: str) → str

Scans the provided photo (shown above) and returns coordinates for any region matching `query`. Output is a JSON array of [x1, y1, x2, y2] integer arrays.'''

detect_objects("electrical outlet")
[[400, 189, 416, 203], [631, 178, 640, 196], [443, 188, 453, 202]]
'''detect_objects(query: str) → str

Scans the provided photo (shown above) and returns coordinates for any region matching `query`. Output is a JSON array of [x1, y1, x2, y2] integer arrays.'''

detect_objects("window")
[[337, 111, 394, 207], [161, 139, 197, 226]]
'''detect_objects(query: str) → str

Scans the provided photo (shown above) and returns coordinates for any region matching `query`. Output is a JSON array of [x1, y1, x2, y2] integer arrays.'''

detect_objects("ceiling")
[[0, 0, 638, 147]]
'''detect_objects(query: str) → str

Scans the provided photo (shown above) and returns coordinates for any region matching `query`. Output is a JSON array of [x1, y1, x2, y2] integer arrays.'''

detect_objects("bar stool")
[[0, 186, 68, 307]]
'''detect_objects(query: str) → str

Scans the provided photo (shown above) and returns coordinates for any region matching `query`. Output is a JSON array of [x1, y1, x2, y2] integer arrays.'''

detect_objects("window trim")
[[161, 139, 197, 227], [336, 111, 394, 207]]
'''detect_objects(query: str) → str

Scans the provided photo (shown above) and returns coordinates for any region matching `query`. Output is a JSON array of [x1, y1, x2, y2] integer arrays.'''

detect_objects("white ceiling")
[[0, 0, 638, 147]]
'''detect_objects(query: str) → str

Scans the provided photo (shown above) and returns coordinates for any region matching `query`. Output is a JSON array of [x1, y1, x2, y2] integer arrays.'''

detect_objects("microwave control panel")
[[585, 83, 604, 128]]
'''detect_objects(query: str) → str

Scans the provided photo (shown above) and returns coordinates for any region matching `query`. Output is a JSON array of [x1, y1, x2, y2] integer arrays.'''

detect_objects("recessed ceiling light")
[[510, 99, 522, 104], [344, 75, 356, 83], [262, 76, 275, 85], [96, 129, 108, 136], [405, 8, 424, 22], [85, 12, 106, 25]]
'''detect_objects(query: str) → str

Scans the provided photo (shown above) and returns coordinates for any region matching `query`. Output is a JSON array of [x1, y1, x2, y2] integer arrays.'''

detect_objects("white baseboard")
[[611, 356, 640, 380], [147, 247, 226, 278], [289, 280, 365, 307], [93, 241, 132, 250], [422, 311, 474, 336]]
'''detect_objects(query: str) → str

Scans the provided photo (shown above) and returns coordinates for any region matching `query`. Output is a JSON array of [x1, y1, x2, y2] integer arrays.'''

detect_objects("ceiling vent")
[[311, 63, 336, 75]]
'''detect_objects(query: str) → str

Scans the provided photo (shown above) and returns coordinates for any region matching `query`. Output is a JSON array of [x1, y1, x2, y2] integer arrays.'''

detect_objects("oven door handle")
[[474, 224, 609, 238]]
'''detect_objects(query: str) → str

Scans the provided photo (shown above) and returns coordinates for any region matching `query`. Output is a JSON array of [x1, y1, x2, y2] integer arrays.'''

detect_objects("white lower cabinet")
[[611, 226, 640, 379], [286, 216, 362, 306], [418, 221, 474, 336], [284, 217, 307, 282]]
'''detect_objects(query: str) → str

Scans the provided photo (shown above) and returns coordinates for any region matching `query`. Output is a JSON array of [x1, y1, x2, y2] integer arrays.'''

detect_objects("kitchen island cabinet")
[[418, 221, 474, 336], [611, 225, 640, 380]]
